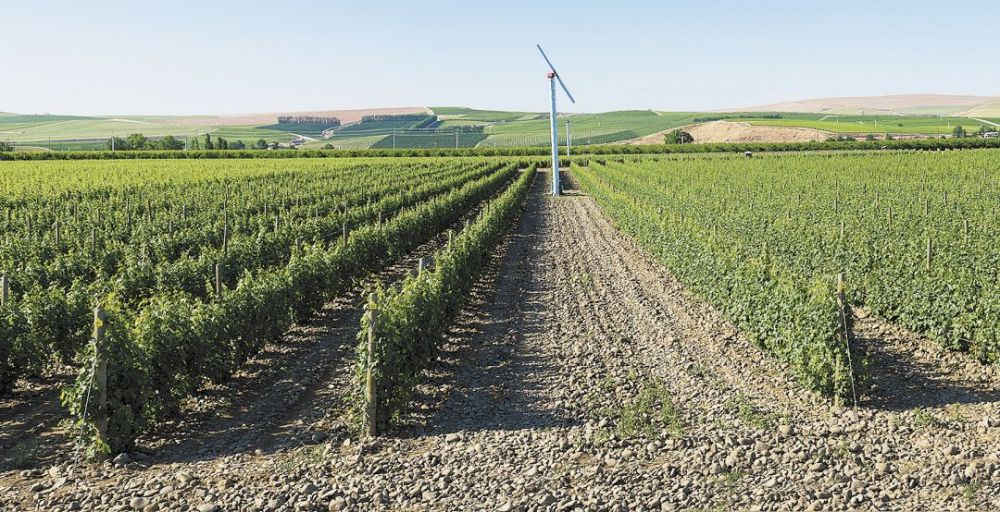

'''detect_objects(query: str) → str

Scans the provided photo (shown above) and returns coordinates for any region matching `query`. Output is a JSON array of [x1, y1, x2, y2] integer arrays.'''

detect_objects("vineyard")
[[575, 150, 1000, 400], [1, 151, 998, 510], [0, 156, 540, 454]]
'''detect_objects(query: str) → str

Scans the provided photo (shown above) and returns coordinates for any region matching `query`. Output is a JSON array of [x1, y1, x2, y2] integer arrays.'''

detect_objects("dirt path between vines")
[[2, 170, 998, 511]]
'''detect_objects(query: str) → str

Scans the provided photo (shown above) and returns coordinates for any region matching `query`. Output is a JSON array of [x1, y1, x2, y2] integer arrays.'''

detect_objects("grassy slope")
[[430, 107, 537, 122], [299, 134, 386, 149], [5, 107, 993, 151], [742, 113, 983, 135]]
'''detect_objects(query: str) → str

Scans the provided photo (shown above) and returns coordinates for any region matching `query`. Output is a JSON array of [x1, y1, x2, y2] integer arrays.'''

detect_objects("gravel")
[[1, 172, 998, 511]]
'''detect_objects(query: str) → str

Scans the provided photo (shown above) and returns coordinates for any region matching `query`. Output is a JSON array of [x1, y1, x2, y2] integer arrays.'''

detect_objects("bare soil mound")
[[687, 120, 830, 143]]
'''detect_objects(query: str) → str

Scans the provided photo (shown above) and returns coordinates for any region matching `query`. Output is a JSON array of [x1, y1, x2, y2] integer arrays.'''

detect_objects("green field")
[[2, 108, 994, 152], [473, 110, 698, 147], [576, 149, 1000, 400], [743, 113, 984, 135], [431, 107, 539, 123]]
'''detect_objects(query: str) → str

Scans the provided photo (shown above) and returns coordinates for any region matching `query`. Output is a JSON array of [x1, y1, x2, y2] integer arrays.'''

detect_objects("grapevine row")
[[355, 166, 536, 433], [61, 160, 529, 454]]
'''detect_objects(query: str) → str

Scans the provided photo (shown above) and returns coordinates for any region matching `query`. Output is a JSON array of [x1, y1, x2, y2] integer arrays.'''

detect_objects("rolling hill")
[[729, 94, 999, 116], [3, 95, 999, 151]]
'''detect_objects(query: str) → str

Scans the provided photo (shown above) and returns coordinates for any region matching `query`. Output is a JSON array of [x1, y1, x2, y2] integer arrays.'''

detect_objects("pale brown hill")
[[726, 94, 997, 116], [161, 107, 430, 127], [630, 120, 830, 145]]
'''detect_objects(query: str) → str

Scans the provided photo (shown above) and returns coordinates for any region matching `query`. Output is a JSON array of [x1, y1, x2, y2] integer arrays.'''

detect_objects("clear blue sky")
[[4, 0, 999, 115]]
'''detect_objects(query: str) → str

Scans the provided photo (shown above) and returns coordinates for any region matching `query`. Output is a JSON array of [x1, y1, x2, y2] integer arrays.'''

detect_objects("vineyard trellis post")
[[92, 307, 109, 449], [925, 237, 932, 270], [365, 298, 379, 437], [215, 263, 223, 301], [1, 273, 8, 307], [836, 273, 858, 407]]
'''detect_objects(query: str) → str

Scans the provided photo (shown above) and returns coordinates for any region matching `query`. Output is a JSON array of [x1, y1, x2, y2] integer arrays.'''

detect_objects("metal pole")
[[566, 120, 571, 157], [549, 76, 560, 196]]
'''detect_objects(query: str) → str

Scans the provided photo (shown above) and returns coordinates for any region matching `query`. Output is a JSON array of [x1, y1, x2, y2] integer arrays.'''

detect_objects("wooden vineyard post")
[[887, 207, 893, 229], [418, 257, 427, 275], [836, 273, 858, 407], [342, 220, 348, 246], [54, 220, 61, 246], [1, 273, 8, 307], [925, 237, 932, 270], [215, 263, 223, 301], [365, 299, 379, 437], [93, 307, 109, 450], [963, 219, 969, 237], [222, 223, 229, 256]]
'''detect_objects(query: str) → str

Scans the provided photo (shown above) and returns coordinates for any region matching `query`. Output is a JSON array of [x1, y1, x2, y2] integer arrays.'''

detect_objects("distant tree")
[[885, 133, 894, 141], [0, 140, 14, 152], [865, 134, 877, 141], [664, 129, 694, 144], [952, 125, 967, 138], [106, 136, 130, 151], [126, 133, 149, 150], [191, 137, 200, 150], [254, 138, 269, 150], [204, 133, 214, 150], [323, 143, 335, 150], [230, 140, 245, 150], [156, 135, 185, 150], [216, 136, 227, 150]]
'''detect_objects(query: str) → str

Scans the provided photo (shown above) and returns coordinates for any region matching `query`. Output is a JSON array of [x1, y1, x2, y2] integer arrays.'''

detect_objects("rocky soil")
[[1, 170, 998, 511]]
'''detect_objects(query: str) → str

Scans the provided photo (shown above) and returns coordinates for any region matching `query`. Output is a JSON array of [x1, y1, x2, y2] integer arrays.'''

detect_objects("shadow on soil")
[[857, 332, 1000, 412]]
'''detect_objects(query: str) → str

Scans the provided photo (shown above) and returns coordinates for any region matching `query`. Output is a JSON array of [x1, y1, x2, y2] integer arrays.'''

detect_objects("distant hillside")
[[956, 99, 1000, 118], [729, 94, 998, 116]]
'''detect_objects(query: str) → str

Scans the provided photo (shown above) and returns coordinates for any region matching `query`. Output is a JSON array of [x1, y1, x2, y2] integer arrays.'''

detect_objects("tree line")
[[105, 133, 275, 151], [277, 116, 341, 126]]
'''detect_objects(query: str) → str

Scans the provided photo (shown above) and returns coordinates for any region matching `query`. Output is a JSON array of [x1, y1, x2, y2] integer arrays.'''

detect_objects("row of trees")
[[197, 134, 272, 150], [197, 133, 246, 150], [106, 134, 274, 151], [277, 115, 341, 126], [953, 124, 999, 138], [0, 140, 14, 152], [106, 134, 185, 151], [361, 114, 433, 122]]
